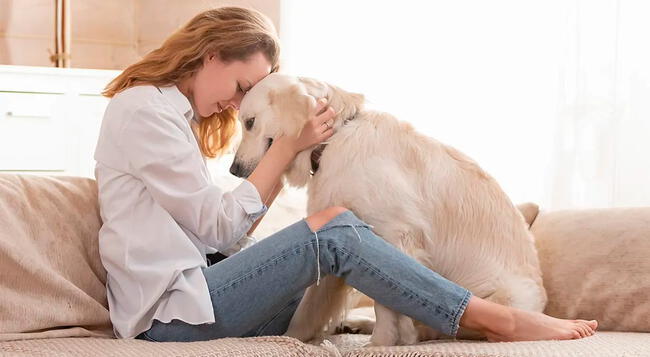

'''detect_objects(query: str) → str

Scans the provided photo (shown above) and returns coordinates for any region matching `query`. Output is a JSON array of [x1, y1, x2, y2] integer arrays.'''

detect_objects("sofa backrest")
[[532, 206, 650, 332]]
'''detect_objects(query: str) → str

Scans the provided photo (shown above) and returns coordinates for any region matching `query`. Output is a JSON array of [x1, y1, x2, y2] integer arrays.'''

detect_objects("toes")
[[576, 319, 598, 331], [572, 330, 581, 339], [572, 320, 598, 337], [574, 326, 584, 338], [578, 321, 596, 336]]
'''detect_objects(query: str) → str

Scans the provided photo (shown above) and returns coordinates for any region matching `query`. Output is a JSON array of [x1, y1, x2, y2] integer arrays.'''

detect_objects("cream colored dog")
[[229, 73, 547, 346]]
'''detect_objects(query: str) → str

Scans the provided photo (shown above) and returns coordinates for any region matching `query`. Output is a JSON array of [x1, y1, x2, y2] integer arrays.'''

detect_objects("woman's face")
[[188, 51, 272, 117]]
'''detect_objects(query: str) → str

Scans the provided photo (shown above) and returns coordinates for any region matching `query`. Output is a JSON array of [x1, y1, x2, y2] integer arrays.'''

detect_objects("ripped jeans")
[[135, 210, 472, 342]]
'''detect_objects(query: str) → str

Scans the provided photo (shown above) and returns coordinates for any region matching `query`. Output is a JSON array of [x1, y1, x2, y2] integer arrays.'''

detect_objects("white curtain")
[[279, 0, 650, 209]]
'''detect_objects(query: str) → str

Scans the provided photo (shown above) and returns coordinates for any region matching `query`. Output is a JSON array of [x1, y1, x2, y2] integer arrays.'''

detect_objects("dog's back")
[[309, 109, 547, 312]]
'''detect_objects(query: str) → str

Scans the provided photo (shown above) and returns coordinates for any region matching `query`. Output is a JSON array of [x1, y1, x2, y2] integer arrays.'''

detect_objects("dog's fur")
[[230, 73, 547, 346]]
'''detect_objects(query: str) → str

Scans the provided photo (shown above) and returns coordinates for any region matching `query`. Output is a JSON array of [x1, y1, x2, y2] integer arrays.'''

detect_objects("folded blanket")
[[0, 174, 113, 341]]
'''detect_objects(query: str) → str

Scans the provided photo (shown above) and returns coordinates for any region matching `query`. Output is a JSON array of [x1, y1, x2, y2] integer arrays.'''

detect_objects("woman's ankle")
[[458, 296, 514, 337]]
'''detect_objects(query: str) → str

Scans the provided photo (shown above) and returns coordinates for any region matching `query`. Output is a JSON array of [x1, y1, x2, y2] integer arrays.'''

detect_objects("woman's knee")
[[305, 206, 349, 231]]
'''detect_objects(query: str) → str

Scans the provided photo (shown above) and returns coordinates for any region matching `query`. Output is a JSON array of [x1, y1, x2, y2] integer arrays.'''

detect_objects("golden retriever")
[[229, 73, 547, 346]]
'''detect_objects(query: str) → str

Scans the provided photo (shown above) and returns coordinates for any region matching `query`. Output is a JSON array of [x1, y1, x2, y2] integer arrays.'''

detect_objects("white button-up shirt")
[[93, 84, 267, 339]]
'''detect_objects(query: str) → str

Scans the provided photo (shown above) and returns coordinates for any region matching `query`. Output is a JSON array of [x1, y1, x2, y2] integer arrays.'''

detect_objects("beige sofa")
[[1, 173, 648, 357]]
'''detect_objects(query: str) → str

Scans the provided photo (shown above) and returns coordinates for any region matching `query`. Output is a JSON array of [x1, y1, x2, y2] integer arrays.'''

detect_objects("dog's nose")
[[229, 161, 243, 177]]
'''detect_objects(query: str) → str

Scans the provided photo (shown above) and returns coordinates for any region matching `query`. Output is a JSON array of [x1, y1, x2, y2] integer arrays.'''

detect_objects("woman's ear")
[[205, 52, 218, 63]]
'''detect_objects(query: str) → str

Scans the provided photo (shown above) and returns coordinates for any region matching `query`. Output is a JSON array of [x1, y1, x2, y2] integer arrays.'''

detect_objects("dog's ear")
[[268, 83, 314, 137], [296, 76, 329, 98], [297, 76, 365, 122], [516, 202, 539, 228], [268, 83, 315, 188]]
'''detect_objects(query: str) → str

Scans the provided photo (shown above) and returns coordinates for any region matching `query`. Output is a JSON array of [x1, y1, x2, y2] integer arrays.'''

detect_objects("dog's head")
[[230, 73, 364, 187]]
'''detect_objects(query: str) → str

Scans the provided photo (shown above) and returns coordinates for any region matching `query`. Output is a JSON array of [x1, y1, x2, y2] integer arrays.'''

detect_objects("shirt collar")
[[157, 85, 197, 124]]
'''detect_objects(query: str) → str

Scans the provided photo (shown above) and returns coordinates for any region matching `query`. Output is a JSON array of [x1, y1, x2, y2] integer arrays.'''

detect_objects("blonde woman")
[[94, 6, 597, 343]]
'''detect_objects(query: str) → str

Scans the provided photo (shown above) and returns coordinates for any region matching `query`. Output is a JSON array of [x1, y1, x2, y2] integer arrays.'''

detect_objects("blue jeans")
[[136, 210, 472, 342]]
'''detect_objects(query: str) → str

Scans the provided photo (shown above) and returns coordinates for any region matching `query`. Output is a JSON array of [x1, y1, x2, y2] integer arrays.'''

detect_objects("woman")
[[94, 6, 597, 343]]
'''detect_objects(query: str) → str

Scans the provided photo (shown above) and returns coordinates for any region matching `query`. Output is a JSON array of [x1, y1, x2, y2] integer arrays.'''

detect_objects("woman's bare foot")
[[459, 296, 598, 342]]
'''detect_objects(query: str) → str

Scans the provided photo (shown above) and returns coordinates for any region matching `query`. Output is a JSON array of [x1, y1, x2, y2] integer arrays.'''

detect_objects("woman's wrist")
[[247, 136, 296, 201], [274, 135, 300, 157]]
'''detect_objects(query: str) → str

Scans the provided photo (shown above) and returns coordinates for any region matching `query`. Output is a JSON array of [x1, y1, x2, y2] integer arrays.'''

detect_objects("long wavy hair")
[[103, 7, 280, 158]]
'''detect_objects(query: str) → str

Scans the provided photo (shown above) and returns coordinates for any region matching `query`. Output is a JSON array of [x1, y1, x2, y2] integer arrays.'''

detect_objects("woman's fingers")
[[318, 106, 336, 122], [288, 97, 337, 153], [310, 97, 335, 134], [314, 97, 329, 116], [319, 125, 335, 141], [319, 118, 335, 134], [313, 97, 335, 121], [316, 107, 336, 131]]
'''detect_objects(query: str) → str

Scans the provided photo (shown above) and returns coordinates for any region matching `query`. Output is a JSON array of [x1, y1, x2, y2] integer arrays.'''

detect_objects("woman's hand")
[[277, 97, 336, 155]]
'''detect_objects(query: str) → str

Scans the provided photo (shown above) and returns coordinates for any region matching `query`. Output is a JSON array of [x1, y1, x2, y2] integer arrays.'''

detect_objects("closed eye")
[[245, 118, 255, 131], [237, 82, 251, 94]]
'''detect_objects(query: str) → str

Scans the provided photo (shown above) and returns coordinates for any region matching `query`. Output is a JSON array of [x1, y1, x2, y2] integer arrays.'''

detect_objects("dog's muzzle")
[[229, 160, 247, 178]]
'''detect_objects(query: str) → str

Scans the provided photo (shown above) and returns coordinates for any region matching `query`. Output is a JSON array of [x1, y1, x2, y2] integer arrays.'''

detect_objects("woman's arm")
[[247, 179, 283, 235]]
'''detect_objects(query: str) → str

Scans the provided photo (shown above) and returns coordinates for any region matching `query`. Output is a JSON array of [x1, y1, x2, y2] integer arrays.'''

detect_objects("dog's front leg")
[[284, 275, 347, 342], [367, 302, 401, 346], [396, 314, 419, 345], [367, 304, 420, 346]]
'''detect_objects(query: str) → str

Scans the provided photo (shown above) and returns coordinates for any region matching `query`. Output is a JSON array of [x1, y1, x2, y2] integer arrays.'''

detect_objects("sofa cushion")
[[1, 332, 648, 357], [532, 207, 650, 332], [325, 331, 650, 356], [0, 174, 113, 341]]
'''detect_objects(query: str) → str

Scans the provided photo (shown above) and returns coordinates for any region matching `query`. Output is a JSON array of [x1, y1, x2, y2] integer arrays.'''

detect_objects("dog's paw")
[[337, 308, 376, 335], [369, 326, 399, 346]]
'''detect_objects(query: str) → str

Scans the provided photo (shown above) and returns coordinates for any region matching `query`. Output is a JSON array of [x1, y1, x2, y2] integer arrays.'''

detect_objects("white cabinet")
[[0, 65, 121, 178]]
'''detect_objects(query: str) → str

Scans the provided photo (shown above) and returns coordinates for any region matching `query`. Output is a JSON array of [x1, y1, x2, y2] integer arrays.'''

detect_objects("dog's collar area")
[[310, 144, 327, 176], [309, 115, 356, 176]]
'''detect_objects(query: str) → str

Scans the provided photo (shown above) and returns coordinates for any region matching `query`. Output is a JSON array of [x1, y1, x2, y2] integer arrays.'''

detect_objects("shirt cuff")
[[232, 179, 268, 220]]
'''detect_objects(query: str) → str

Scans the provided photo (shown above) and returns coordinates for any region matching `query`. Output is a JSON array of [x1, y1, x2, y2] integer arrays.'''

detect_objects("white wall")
[[280, 0, 650, 209]]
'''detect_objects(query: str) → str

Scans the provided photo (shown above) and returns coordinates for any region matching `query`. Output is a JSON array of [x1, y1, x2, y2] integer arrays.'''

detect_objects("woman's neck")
[[177, 75, 198, 117], [177, 76, 193, 100]]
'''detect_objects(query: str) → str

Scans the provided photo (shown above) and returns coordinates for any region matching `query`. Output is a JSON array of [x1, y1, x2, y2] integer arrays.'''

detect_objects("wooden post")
[[62, 0, 71, 67], [52, 0, 71, 67], [53, 0, 63, 67]]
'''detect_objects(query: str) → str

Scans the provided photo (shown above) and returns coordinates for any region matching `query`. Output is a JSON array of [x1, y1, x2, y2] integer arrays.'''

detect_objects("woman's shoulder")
[[101, 85, 183, 142], [104, 85, 184, 128], [109, 85, 164, 111]]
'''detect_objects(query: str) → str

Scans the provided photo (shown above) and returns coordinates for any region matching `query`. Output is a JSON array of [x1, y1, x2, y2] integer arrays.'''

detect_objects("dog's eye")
[[245, 118, 255, 131]]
